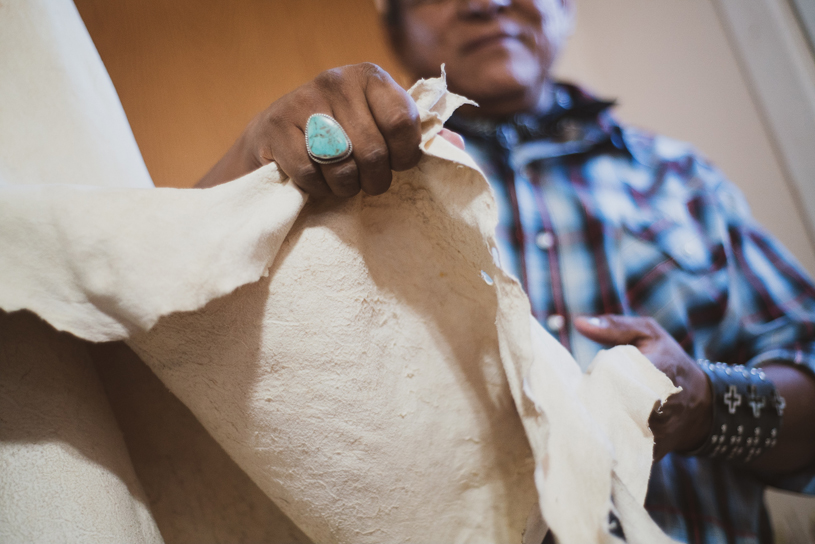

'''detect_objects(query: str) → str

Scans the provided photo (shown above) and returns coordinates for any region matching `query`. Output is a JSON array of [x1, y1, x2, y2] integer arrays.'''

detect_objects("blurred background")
[[71, 0, 815, 539], [73, 0, 815, 273]]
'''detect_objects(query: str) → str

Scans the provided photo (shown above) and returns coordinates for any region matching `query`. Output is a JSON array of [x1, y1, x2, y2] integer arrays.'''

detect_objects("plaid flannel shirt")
[[447, 83, 815, 544]]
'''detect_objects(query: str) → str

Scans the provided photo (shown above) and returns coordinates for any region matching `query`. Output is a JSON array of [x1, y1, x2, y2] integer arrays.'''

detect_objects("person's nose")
[[458, 0, 512, 18]]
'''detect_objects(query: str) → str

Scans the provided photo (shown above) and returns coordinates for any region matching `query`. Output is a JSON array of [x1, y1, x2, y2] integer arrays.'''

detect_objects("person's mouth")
[[461, 30, 524, 54]]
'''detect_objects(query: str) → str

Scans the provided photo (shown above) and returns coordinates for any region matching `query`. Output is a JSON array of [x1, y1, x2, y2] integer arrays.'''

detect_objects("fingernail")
[[587, 316, 608, 328]]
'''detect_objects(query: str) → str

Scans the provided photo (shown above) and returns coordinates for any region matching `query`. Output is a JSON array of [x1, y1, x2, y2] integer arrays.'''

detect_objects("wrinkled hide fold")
[[1, 37, 680, 542]]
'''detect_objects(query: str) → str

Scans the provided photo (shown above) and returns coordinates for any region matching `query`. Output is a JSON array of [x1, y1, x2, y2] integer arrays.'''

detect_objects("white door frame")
[[713, 0, 815, 249]]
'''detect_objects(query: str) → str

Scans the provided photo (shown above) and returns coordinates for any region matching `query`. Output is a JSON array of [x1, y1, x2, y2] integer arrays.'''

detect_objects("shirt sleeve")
[[698, 159, 815, 493], [701, 161, 815, 375]]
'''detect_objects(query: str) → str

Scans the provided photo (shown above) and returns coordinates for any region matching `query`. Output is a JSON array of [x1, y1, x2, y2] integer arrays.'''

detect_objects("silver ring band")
[[305, 113, 353, 164]]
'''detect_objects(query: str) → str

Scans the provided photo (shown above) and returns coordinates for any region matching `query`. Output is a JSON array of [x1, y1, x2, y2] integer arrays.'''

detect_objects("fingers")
[[362, 64, 422, 172], [267, 98, 366, 198], [574, 314, 712, 459], [314, 64, 420, 196], [255, 113, 333, 197], [330, 85, 393, 196], [260, 63, 421, 198], [574, 315, 660, 346]]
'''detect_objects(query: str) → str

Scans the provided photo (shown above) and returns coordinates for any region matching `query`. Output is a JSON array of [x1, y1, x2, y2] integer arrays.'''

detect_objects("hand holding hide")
[[574, 315, 713, 460], [197, 63, 465, 196]]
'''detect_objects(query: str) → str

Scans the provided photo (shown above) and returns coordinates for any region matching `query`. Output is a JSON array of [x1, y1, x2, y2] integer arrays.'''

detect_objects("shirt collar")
[[446, 82, 625, 160]]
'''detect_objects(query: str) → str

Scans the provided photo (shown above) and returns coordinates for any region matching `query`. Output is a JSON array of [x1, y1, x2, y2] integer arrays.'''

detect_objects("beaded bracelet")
[[689, 361, 785, 464]]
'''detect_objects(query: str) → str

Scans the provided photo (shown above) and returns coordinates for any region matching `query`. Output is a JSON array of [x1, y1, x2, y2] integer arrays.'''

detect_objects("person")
[[197, 0, 815, 541]]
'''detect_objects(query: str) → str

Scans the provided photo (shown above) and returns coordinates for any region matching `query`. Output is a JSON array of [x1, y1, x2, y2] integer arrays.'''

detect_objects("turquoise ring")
[[304, 113, 353, 164]]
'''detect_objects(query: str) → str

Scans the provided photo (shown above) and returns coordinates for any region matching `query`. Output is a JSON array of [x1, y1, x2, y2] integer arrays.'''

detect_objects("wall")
[[74, 0, 404, 191], [554, 0, 815, 274]]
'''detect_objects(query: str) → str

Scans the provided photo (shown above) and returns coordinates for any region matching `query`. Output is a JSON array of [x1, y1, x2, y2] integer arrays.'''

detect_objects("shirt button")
[[546, 314, 565, 331], [682, 241, 695, 256], [535, 231, 555, 250], [555, 87, 572, 109], [496, 125, 518, 148], [610, 130, 625, 149]]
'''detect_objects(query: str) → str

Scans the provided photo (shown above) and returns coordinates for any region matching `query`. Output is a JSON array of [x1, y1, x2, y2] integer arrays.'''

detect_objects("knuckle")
[[356, 62, 386, 81], [357, 145, 389, 166], [332, 163, 358, 181], [384, 109, 420, 136], [293, 163, 320, 183], [293, 175, 327, 196], [266, 113, 287, 131], [603, 314, 621, 327], [327, 163, 361, 197], [620, 315, 643, 329], [265, 115, 294, 139], [251, 109, 282, 140], [314, 68, 344, 90]]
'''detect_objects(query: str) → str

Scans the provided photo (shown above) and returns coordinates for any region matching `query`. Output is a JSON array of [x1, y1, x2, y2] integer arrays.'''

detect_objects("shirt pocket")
[[621, 214, 716, 274]]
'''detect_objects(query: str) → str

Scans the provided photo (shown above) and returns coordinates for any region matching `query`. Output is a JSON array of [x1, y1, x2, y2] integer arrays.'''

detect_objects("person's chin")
[[448, 59, 543, 116]]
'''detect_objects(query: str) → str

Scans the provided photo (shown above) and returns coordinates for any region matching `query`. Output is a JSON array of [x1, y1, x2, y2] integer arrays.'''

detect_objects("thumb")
[[573, 315, 652, 346], [439, 128, 465, 150]]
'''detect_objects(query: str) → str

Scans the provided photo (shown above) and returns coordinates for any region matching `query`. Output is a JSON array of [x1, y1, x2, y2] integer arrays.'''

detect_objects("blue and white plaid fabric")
[[447, 83, 815, 544]]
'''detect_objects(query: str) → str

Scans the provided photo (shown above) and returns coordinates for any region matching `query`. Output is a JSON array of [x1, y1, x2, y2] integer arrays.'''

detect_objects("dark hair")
[[385, 0, 402, 27]]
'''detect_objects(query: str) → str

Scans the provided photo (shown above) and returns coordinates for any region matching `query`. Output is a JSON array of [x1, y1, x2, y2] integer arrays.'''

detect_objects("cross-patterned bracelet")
[[688, 360, 785, 464]]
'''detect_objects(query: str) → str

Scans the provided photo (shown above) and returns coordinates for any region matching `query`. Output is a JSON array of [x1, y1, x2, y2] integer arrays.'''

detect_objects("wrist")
[[683, 365, 714, 452], [685, 361, 785, 464]]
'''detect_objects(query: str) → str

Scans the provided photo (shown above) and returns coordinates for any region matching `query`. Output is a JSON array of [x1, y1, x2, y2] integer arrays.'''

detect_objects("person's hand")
[[198, 63, 463, 194], [241, 63, 420, 196], [574, 315, 713, 461]]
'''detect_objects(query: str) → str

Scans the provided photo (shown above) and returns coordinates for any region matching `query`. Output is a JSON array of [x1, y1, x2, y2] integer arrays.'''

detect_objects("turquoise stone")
[[306, 114, 350, 161]]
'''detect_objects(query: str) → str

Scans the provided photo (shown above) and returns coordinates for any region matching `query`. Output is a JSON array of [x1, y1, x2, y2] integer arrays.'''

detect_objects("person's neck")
[[452, 79, 556, 122]]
